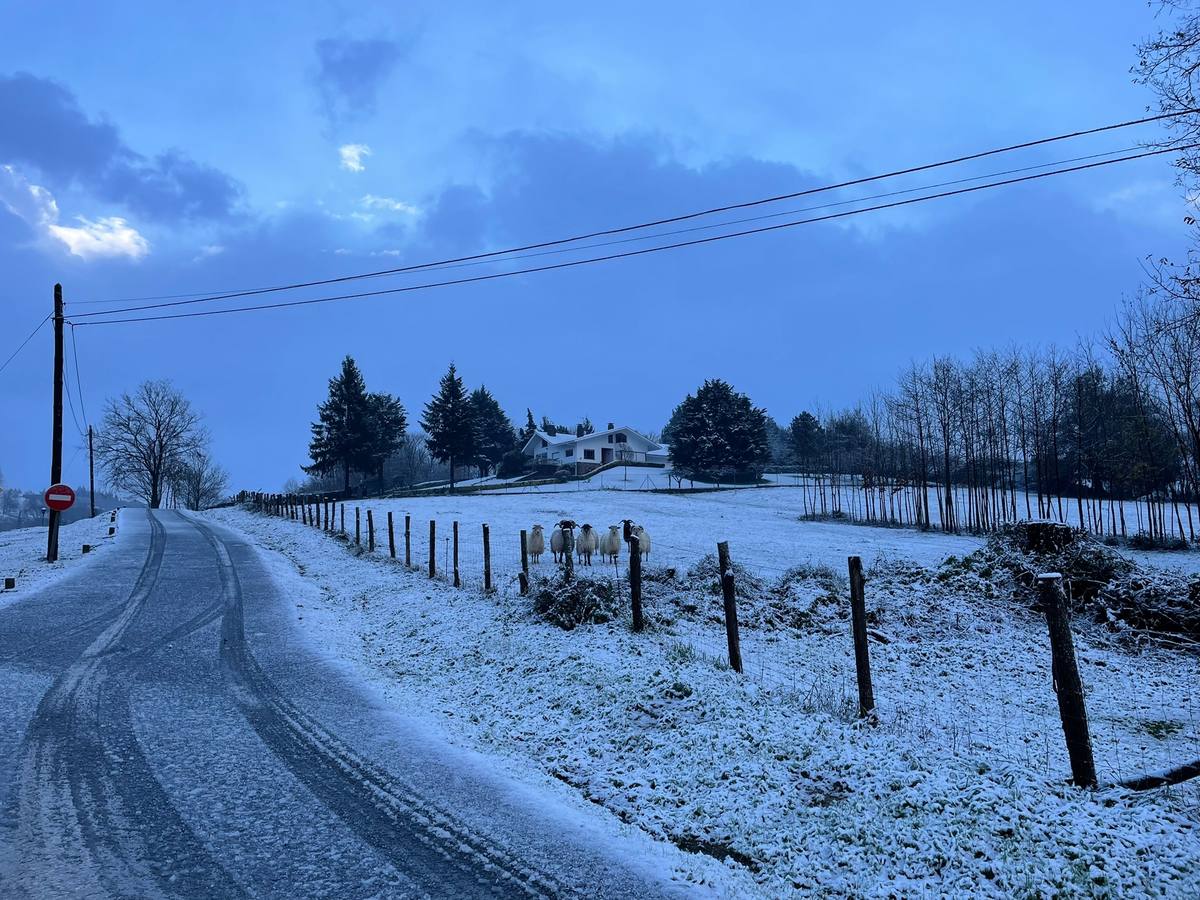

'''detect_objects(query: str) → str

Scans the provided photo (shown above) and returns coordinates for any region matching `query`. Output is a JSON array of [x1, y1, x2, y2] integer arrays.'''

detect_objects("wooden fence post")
[[848, 556, 876, 719], [428, 520, 436, 578], [355, 507, 361, 546], [563, 526, 574, 580], [302, 504, 308, 526], [405, 515, 412, 567], [1038, 572, 1098, 788], [720, 572, 742, 674], [388, 512, 396, 559], [483, 524, 492, 593], [367, 510, 375, 553], [340, 504, 345, 536], [453, 521, 461, 587], [520, 530, 529, 595], [630, 534, 644, 632]]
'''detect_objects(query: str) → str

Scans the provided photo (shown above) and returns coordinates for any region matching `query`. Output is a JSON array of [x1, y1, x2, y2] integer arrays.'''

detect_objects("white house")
[[521, 423, 668, 475]]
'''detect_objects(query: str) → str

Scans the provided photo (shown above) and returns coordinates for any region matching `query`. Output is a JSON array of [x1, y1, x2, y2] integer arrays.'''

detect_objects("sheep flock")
[[536, 518, 651, 567]]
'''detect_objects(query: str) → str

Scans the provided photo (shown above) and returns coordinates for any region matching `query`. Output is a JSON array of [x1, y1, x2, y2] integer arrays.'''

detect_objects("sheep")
[[599, 525, 622, 564], [575, 523, 598, 566], [549, 520, 573, 564], [529, 524, 545, 563], [629, 524, 651, 559]]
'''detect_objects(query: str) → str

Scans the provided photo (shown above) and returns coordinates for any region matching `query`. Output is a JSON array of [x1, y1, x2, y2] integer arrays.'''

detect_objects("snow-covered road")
[[0, 508, 690, 898]]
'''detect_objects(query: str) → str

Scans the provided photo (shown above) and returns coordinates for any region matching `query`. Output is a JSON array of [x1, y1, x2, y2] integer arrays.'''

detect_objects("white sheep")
[[550, 526, 565, 563], [599, 525, 622, 564], [576, 523, 598, 566], [630, 524, 651, 559], [528, 525, 545, 563]]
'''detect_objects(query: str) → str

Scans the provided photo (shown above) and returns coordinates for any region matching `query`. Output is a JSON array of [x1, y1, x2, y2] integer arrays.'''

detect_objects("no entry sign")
[[44, 484, 76, 512]]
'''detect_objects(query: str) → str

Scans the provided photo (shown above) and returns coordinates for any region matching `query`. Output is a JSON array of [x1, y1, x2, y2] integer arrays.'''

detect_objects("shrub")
[[531, 573, 624, 630]]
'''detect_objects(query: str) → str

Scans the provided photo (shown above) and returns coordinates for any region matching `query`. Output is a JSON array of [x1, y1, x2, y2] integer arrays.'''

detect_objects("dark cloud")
[[313, 38, 407, 124], [0, 72, 242, 221]]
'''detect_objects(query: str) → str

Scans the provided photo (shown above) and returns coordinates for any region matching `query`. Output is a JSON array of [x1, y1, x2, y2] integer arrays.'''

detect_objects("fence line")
[[234, 490, 1200, 794]]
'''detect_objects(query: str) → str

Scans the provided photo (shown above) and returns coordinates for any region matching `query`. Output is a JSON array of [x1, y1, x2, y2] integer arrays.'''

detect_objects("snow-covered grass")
[[0, 511, 117, 609], [208, 500, 1200, 898], [331, 487, 985, 582]]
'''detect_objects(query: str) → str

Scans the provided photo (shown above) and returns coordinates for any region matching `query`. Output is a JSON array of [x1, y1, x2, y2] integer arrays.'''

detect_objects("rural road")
[[0, 509, 683, 899]]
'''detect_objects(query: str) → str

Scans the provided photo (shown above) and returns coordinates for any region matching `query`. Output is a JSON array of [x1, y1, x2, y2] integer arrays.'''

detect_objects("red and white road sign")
[[44, 483, 76, 512]]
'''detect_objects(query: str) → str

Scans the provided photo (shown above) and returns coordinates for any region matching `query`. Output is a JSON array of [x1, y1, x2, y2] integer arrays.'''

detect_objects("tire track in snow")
[[6, 510, 245, 898], [194, 518, 568, 898]]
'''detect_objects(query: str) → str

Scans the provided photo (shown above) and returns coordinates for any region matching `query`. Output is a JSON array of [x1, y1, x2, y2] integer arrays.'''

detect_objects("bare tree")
[[170, 449, 229, 511], [95, 380, 206, 508]]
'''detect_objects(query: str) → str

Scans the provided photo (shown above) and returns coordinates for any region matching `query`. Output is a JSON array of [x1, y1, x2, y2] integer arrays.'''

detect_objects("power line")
[[69, 108, 1198, 314], [0, 313, 51, 376], [73, 144, 1144, 320], [63, 339, 86, 439], [72, 144, 1193, 328], [69, 324, 89, 429]]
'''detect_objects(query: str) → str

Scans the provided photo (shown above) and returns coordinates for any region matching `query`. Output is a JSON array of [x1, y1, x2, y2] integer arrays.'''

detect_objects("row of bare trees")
[[782, 293, 1199, 543]]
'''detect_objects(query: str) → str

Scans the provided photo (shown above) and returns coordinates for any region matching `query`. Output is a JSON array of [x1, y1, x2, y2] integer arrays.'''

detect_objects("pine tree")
[[470, 386, 517, 476], [421, 364, 476, 490], [789, 411, 825, 469], [520, 409, 538, 442], [366, 392, 407, 489], [541, 415, 557, 436], [304, 356, 374, 494], [665, 379, 771, 482], [575, 417, 595, 437]]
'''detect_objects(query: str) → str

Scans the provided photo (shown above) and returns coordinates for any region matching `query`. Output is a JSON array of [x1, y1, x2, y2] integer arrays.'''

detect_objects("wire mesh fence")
[[243, 493, 1200, 797]]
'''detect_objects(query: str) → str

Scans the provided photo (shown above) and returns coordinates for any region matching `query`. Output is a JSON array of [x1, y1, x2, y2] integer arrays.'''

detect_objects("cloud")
[[0, 72, 241, 222], [1, 164, 148, 260], [360, 194, 420, 215], [314, 38, 406, 124], [48, 216, 148, 260], [339, 143, 371, 172]]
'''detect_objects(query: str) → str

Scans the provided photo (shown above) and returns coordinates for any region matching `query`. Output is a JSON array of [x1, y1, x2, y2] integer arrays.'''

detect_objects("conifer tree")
[[421, 363, 476, 490], [521, 409, 538, 442], [366, 392, 407, 488], [665, 379, 771, 482], [470, 386, 517, 476], [304, 356, 373, 494]]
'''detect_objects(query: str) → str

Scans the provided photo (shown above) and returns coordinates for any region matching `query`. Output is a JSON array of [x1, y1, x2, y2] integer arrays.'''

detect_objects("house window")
[[615, 432, 627, 443], [565, 449, 574, 457], [583, 449, 595, 460], [607, 435, 613, 443]]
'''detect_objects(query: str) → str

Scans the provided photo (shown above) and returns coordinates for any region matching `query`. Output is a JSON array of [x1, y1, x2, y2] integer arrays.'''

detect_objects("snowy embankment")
[[0, 511, 116, 609], [206, 500, 1200, 898]]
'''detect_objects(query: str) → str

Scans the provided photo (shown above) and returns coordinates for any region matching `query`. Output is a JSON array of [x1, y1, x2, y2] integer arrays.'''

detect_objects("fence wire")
[[249, 497, 1200, 796]]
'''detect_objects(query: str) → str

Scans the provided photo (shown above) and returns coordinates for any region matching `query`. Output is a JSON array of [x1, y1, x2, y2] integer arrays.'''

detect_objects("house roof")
[[522, 425, 662, 455]]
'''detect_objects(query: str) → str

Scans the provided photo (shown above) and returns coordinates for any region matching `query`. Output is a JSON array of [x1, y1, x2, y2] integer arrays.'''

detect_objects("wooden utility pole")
[[46, 283, 64, 563], [88, 424, 96, 518]]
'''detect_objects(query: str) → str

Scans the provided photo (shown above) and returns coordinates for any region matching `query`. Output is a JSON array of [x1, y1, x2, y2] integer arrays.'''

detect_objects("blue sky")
[[0, 1, 1192, 491]]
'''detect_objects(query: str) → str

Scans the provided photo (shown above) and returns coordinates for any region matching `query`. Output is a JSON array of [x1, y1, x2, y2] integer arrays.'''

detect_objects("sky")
[[0, 1, 1194, 492]]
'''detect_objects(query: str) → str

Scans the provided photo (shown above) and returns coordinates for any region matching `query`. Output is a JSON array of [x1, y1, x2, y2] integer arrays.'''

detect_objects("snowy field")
[[206, 495, 1200, 898], [0, 511, 116, 609], [337, 487, 989, 583]]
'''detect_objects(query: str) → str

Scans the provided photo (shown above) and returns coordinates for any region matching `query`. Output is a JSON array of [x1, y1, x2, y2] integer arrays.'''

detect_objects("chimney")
[[607, 422, 614, 430]]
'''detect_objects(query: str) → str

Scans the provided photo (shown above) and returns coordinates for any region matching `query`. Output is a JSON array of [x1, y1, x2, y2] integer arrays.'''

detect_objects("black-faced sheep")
[[576, 523, 598, 566]]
